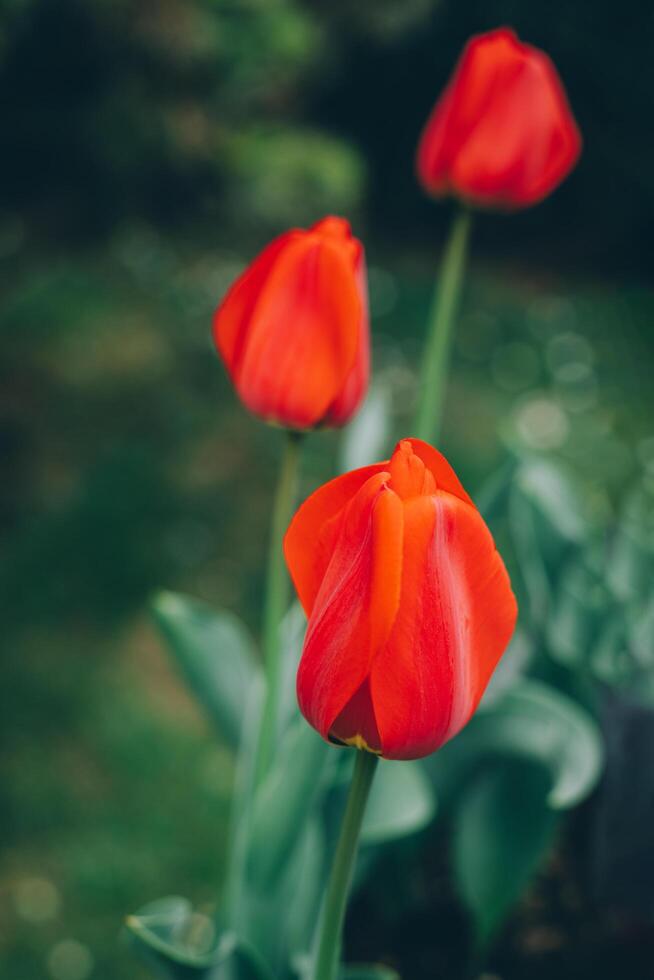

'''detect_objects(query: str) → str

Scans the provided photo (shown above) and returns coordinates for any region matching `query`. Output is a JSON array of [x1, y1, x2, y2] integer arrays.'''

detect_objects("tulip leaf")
[[475, 456, 516, 524], [247, 718, 330, 887], [453, 758, 559, 945], [284, 818, 327, 960], [509, 487, 551, 627], [516, 457, 588, 544], [241, 818, 328, 970], [546, 556, 608, 669], [342, 967, 401, 980], [126, 895, 273, 979], [151, 591, 260, 749], [276, 602, 307, 738], [292, 956, 399, 980], [607, 485, 654, 601], [431, 679, 603, 810], [361, 759, 436, 844], [340, 384, 392, 473]]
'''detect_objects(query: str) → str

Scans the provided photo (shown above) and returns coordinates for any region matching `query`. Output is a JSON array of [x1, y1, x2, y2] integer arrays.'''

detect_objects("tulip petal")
[[212, 231, 297, 373], [284, 463, 388, 616], [452, 51, 581, 207], [296, 477, 404, 742], [416, 27, 581, 208], [324, 246, 370, 426], [404, 438, 474, 506], [417, 28, 520, 193], [370, 492, 517, 760], [330, 677, 381, 752], [234, 234, 361, 428]]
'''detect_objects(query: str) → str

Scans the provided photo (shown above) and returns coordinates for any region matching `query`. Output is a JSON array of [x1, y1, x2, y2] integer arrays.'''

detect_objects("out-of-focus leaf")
[[223, 682, 265, 930], [431, 680, 603, 810], [284, 818, 326, 960], [516, 457, 588, 543], [481, 627, 531, 706], [361, 759, 436, 844], [125, 896, 273, 979], [629, 595, 654, 667], [247, 718, 329, 886], [607, 527, 653, 602], [509, 487, 551, 626], [589, 614, 632, 685], [292, 956, 399, 980], [607, 485, 654, 601], [340, 385, 391, 473], [475, 456, 516, 524], [277, 602, 306, 738], [151, 592, 260, 749], [547, 558, 608, 668], [238, 817, 326, 972], [453, 759, 558, 945], [342, 967, 401, 979]]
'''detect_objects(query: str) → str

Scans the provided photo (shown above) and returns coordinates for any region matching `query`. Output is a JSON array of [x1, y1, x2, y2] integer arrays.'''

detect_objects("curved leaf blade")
[[126, 895, 273, 980], [453, 760, 558, 945], [151, 591, 260, 748], [431, 679, 604, 810], [361, 760, 436, 844]]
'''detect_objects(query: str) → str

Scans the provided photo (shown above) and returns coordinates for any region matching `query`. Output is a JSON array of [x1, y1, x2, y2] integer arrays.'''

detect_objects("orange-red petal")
[[370, 491, 517, 759], [416, 27, 581, 209], [324, 244, 370, 426], [296, 476, 404, 742], [284, 462, 388, 616], [233, 232, 360, 428], [213, 231, 298, 373], [397, 438, 474, 506]]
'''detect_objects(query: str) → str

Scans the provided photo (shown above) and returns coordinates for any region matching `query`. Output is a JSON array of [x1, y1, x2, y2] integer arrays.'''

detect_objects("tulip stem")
[[414, 207, 472, 444], [256, 429, 303, 785], [313, 749, 379, 980]]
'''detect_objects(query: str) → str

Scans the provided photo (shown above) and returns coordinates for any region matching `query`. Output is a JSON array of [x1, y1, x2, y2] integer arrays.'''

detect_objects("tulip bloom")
[[212, 217, 369, 430], [417, 28, 581, 209], [285, 439, 517, 760]]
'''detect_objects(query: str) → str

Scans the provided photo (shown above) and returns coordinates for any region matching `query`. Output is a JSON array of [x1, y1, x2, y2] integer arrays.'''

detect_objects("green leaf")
[[475, 456, 516, 524], [276, 602, 307, 738], [629, 595, 654, 668], [589, 614, 632, 685], [342, 967, 401, 980], [235, 818, 326, 971], [431, 679, 604, 810], [125, 896, 273, 979], [292, 956, 400, 980], [547, 555, 609, 669], [361, 759, 436, 844], [151, 591, 260, 749], [516, 457, 588, 543], [247, 718, 329, 887], [509, 487, 551, 627], [340, 385, 392, 473], [284, 818, 327, 959], [607, 485, 654, 601], [453, 759, 558, 945], [481, 628, 531, 706]]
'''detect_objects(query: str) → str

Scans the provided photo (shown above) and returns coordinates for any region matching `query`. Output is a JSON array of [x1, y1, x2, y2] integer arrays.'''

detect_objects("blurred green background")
[[2, 1, 653, 978]]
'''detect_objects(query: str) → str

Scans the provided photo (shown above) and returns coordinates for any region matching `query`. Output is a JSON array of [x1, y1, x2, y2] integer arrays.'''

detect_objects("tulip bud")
[[285, 439, 517, 760], [417, 28, 581, 210], [213, 217, 369, 431]]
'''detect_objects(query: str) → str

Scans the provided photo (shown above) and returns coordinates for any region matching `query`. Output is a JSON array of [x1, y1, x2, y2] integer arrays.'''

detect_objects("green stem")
[[313, 750, 379, 980], [414, 207, 472, 444], [255, 429, 303, 785]]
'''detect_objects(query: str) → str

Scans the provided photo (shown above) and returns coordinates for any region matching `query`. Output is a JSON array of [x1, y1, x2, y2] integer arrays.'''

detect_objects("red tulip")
[[212, 217, 369, 430], [417, 28, 581, 209], [285, 438, 517, 760]]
